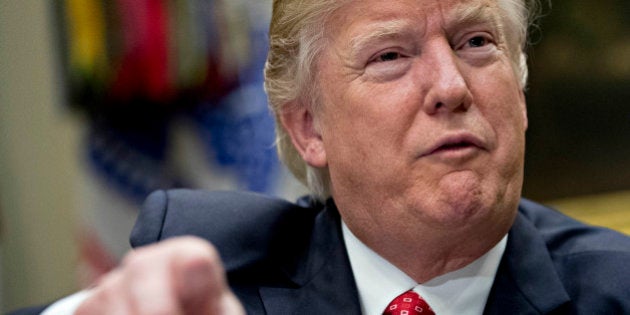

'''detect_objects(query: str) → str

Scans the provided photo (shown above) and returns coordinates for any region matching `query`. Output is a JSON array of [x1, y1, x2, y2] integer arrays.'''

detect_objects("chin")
[[433, 195, 487, 228], [410, 179, 504, 229]]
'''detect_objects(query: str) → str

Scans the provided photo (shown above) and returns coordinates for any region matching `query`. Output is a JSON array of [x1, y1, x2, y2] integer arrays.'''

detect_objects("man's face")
[[299, 0, 527, 242]]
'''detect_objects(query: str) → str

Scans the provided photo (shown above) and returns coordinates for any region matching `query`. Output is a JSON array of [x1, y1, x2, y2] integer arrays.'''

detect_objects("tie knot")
[[383, 290, 435, 315]]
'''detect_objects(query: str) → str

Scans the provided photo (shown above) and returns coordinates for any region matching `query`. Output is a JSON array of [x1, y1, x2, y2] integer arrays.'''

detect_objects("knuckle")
[[121, 250, 150, 272], [169, 236, 220, 262]]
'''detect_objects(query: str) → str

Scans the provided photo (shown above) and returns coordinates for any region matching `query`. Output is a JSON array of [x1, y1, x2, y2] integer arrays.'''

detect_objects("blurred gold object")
[[551, 191, 630, 235], [65, 0, 109, 79]]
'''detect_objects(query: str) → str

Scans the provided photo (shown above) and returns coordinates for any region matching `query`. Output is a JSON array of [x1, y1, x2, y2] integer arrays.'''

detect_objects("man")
[[16, 0, 629, 314]]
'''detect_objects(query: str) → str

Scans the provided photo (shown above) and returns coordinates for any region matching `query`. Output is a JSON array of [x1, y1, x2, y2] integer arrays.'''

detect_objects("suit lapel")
[[484, 210, 571, 314], [259, 202, 362, 314]]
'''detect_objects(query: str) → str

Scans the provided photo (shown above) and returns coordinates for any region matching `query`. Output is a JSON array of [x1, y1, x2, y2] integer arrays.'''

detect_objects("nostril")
[[435, 102, 443, 109]]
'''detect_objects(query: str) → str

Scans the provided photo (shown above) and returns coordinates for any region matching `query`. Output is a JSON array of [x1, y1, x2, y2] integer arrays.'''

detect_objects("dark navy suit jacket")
[[130, 189, 630, 314], [9, 189, 630, 314]]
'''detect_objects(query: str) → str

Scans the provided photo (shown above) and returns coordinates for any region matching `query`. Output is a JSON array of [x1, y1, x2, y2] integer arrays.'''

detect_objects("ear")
[[279, 105, 328, 168], [519, 89, 528, 131]]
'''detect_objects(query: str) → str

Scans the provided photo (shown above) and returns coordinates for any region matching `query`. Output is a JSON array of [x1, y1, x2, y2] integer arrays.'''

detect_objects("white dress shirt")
[[41, 290, 91, 315], [342, 222, 507, 315]]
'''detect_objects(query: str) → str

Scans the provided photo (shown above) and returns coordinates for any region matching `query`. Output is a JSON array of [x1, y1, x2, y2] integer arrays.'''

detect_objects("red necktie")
[[383, 290, 435, 315]]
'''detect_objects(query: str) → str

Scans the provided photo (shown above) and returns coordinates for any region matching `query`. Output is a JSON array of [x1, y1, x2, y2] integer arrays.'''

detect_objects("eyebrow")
[[447, 3, 502, 33], [348, 20, 416, 56]]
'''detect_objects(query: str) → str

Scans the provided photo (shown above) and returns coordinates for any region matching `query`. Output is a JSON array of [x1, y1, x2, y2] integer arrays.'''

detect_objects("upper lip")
[[421, 132, 486, 157]]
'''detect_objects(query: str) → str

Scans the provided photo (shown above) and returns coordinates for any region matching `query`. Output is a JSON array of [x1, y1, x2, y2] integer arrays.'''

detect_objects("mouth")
[[422, 133, 486, 158]]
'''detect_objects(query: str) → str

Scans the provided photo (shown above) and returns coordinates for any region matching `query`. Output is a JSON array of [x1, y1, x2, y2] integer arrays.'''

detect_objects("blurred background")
[[0, 0, 628, 312]]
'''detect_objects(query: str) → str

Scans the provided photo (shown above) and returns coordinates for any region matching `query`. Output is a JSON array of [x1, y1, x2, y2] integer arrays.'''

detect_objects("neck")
[[341, 209, 513, 283], [386, 231, 505, 283]]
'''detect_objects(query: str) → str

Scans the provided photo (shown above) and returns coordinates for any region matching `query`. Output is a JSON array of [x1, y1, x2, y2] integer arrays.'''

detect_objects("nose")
[[421, 41, 473, 115]]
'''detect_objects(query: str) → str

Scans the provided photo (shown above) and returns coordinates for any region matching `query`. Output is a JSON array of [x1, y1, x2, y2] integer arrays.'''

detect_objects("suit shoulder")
[[131, 189, 323, 271], [518, 198, 630, 256], [518, 199, 630, 310]]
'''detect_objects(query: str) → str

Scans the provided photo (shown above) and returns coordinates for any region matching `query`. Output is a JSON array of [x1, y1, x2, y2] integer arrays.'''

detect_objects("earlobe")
[[279, 105, 328, 168]]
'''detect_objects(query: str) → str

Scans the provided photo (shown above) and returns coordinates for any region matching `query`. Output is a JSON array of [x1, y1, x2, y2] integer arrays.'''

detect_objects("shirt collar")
[[342, 222, 507, 315]]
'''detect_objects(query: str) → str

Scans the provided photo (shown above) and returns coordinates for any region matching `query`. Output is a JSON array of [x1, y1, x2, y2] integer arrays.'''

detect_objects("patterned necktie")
[[383, 290, 435, 315]]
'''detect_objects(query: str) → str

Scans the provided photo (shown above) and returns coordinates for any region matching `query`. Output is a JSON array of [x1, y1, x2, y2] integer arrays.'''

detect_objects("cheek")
[[323, 89, 411, 152], [487, 107, 527, 188], [472, 70, 527, 167], [474, 65, 527, 135]]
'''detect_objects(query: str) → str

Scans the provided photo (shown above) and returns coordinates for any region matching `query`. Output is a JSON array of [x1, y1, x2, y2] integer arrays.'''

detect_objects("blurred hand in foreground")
[[75, 237, 245, 315]]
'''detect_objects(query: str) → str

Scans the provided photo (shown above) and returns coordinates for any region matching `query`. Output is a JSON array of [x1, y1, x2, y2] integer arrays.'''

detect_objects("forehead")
[[326, 0, 501, 38]]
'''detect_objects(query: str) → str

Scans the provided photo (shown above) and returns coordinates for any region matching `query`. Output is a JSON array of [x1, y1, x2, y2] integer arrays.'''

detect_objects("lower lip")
[[426, 145, 481, 160]]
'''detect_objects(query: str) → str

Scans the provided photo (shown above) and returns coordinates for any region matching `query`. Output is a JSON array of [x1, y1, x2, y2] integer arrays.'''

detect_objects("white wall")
[[0, 1, 81, 311]]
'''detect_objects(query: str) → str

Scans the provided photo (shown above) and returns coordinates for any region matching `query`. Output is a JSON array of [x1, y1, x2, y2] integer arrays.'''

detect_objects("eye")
[[455, 33, 497, 53], [468, 36, 487, 48], [364, 49, 412, 82], [375, 51, 401, 62]]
